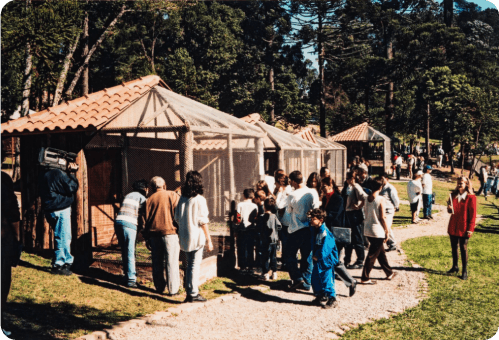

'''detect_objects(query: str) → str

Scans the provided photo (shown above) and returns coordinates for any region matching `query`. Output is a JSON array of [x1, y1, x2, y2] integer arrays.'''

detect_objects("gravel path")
[[112, 205, 451, 340]]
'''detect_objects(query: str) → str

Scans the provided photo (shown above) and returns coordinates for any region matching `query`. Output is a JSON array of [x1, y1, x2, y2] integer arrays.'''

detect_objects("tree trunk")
[[52, 32, 80, 106], [444, 0, 454, 27], [318, 14, 326, 137], [21, 31, 32, 114], [426, 102, 430, 159], [82, 5, 89, 96], [268, 32, 275, 123], [385, 39, 394, 136], [65, 4, 127, 99], [460, 142, 465, 174]]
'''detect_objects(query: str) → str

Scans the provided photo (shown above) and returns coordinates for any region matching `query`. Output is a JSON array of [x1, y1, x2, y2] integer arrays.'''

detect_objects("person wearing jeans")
[[143, 177, 180, 294], [115, 180, 148, 287], [421, 166, 433, 219], [282, 171, 320, 291], [379, 173, 400, 251], [175, 171, 213, 302], [40, 162, 79, 275]]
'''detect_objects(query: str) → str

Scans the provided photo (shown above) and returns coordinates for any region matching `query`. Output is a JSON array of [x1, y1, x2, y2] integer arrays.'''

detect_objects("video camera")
[[38, 147, 78, 172]]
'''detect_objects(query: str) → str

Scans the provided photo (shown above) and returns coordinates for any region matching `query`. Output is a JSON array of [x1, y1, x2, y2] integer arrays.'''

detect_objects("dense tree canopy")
[[1, 0, 498, 149]]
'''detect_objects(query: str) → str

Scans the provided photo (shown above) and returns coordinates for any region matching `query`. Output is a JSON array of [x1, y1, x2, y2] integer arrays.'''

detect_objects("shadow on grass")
[[4, 298, 128, 340]]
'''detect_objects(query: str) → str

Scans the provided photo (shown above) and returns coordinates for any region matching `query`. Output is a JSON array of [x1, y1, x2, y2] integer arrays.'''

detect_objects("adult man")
[[379, 174, 400, 251], [114, 179, 148, 288], [40, 158, 79, 275], [407, 171, 423, 223], [142, 177, 180, 295], [357, 166, 375, 194], [437, 146, 445, 168], [407, 154, 415, 179], [395, 154, 403, 180], [2, 164, 21, 337], [282, 171, 320, 291], [421, 165, 433, 219], [476, 165, 489, 199]]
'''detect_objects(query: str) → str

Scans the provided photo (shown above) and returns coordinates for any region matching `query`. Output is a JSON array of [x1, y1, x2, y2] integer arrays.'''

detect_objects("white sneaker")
[[262, 273, 270, 281], [272, 272, 278, 280]]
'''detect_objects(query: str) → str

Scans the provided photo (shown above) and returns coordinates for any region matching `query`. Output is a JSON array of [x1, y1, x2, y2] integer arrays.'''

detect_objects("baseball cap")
[[416, 170, 423, 176], [426, 165, 433, 170]]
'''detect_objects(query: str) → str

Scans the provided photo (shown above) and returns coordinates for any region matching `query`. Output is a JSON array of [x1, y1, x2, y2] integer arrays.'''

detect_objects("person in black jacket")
[[39, 160, 79, 275], [320, 177, 357, 297], [2, 155, 21, 337]]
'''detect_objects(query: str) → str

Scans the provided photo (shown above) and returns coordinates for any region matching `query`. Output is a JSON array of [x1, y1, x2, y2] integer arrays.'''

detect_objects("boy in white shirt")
[[236, 189, 258, 274], [407, 171, 423, 223], [421, 165, 433, 219]]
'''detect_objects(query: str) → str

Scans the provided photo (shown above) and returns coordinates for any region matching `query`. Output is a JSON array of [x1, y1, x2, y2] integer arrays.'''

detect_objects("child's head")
[[253, 189, 266, 205], [264, 197, 276, 212], [243, 188, 255, 200], [307, 208, 326, 228]]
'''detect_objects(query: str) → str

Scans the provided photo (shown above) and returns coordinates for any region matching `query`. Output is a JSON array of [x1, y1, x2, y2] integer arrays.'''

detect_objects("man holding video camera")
[[39, 150, 79, 276]]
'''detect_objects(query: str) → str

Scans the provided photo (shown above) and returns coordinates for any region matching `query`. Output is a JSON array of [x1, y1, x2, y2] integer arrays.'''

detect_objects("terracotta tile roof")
[[1, 75, 166, 135], [329, 122, 369, 141], [293, 127, 318, 145], [239, 113, 264, 125]]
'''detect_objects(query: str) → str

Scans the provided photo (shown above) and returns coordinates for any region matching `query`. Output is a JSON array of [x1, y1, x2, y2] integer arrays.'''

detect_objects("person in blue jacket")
[[308, 208, 339, 309]]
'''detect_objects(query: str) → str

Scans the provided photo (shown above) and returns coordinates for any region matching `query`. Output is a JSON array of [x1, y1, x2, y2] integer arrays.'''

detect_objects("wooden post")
[[300, 149, 305, 176], [256, 137, 265, 180], [180, 130, 193, 182], [121, 133, 129, 196], [278, 148, 285, 173], [227, 133, 236, 201]]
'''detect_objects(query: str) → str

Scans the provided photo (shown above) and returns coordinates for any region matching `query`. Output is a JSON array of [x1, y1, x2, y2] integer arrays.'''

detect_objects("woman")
[[306, 172, 321, 198], [256, 180, 274, 198], [447, 176, 476, 280], [175, 171, 214, 302], [340, 171, 368, 269], [319, 167, 330, 181], [273, 172, 292, 266]]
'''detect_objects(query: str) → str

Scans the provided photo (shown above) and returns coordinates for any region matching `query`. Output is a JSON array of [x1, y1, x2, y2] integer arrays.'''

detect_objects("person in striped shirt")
[[114, 179, 148, 287]]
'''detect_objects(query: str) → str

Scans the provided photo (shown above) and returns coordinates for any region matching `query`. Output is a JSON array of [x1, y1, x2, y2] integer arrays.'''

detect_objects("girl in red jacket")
[[446, 176, 476, 280]]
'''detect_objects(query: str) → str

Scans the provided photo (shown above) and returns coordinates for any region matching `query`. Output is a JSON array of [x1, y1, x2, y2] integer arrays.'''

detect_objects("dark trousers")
[[1, 237, 13, 316], [335, 261, 355, 287], [284, 227, 312, 288], [278, 225, 289, 265], [237, 230, 254, 270], [450, 235, 469, 273], [396, 165, 401, 180], [261, 243, 277, 274], [476, 180, 486, 196], [361, 237, 393, 281], [344, 210, 365, 265], [422, 194, 432, 218]]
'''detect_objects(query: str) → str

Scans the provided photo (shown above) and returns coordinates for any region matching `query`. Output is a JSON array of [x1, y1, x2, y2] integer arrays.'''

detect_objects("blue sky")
[[303, 0, 498, 69]]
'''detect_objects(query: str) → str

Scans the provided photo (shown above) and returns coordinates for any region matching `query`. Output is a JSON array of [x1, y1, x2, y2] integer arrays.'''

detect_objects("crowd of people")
[[0, 144, 483, 337]]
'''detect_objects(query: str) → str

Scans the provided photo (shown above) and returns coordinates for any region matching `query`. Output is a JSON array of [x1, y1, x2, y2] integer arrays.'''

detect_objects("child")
[[236, 189, 258, 274], [257, 198, 281, 281], [251, 189, 267, 275], [308, 208, 339, 309]]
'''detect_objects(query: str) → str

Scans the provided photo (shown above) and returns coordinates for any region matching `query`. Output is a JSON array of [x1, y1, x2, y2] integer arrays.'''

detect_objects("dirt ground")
[[111, 205, 452, 340]]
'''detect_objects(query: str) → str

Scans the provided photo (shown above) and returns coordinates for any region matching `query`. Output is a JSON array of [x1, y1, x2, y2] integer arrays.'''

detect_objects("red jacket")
[[447, 193, 476, 237]]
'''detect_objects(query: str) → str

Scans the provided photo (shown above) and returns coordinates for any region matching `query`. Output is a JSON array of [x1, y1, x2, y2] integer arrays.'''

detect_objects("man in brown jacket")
[[143, 176, 180, 295]]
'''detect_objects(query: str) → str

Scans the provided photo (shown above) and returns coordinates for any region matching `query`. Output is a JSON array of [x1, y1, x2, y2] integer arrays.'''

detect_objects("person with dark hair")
[[283, 170, 320, 291], [274, 172, 292, 268], [395, 154, 403, 180], [257, 198, 281, 281], [378, 174, 400, 252], [319, 167, 330, 180], [341, 171, 368, 269], [360, 179, 397, 284], [39, 156, 79, 275], [308, 208, 339, 309], [306, 172, 321, 197], [321, 177, 357, 297], [236, 188, 258, 274], [2, 159, 21, 337], [256, 180, 274, 199], [114, 179, 148, 288], [447, 176, 476, 280], [175, 171, 213, 302], [422, 165, 434, 219], [143, 177, 180, 294], [251, 189, 267, 275]]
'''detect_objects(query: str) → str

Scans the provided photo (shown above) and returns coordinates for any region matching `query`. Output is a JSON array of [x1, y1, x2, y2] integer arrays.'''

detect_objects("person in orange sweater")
[[446, 176, 476, 280]]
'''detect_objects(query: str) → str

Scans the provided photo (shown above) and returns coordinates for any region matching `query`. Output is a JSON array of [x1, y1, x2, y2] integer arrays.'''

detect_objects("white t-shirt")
[[284, 186, 320, 234], [407, 179, 423, 203], [275, 185, 293, 210], [236, 201, 258, 228], [421, 173, 433, 195], [265, 176, 276, 194], [175, 195, 210, 252]]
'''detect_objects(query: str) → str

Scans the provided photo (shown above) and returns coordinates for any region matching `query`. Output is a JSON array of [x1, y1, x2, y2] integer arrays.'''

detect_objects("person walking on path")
[[309, 208, 339, 309], [379, 174, 400, 252], [476, 166, 489, 198], [321, 176, 357, 297], [115, 179, 148, 288], [446, 176, 476, 280], [143, 177, 180, 295], [395, 154, 403, 180], [175, 171, 214, 302], [341, 171, 368, 269], [282, 170, 320, 291], [421, 165, 434, 219], [2, 169, 21, 337], [437, 146, 445, 168], [407, 171, 423, 224], [360, 179, 397, 284]]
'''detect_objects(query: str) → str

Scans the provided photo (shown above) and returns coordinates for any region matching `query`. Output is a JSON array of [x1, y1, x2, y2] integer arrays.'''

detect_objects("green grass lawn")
[[339, 190, 499, 340], [392, 204, 438, 227]]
